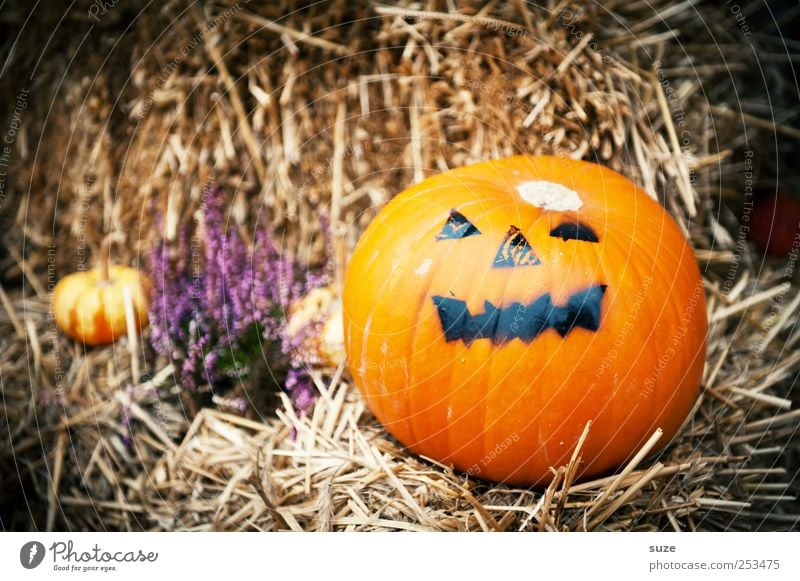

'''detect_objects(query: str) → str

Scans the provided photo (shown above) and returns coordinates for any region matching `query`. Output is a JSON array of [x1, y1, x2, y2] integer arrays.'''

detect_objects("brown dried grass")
[[1, 0, 798, 531]]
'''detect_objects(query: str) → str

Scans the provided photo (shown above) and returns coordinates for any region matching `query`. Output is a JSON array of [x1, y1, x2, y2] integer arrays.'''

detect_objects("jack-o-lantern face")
[[343, 156, 707, 486], [431, 209, 607, 345]]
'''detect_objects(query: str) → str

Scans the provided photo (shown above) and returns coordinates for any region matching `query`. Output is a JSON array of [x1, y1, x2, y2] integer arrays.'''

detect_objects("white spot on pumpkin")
[[447, 405, 453, 421], [381, 340, 389, 355], [415, 258, 433, 276], [517, 180, 583, 211]]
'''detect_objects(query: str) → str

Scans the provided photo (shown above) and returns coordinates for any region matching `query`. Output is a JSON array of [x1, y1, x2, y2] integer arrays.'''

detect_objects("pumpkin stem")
[[99, 231, 125, 283], [516, 181, 583, 211]]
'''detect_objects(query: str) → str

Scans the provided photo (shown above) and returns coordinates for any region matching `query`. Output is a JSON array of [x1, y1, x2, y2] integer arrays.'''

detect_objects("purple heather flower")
[[180, 319, 216, 388], [148, 184, 328, 413], [285, 368, 315, 414]]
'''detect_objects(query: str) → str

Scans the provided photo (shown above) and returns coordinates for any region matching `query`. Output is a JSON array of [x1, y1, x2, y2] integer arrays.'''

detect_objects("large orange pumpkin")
[[343, 155, 707, 486]]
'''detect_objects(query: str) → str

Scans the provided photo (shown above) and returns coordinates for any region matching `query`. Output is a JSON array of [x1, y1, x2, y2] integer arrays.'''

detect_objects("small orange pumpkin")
[[52, 233, 151, 346], [343, 156, 707, 485]]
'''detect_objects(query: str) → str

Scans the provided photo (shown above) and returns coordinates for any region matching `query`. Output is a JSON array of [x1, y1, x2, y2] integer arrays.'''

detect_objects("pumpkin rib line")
[[365, 197, 499, 447], [590, 201, 643, 452], [440, 205, 527, 472], [404, 200, 505, 455], [483, 168, 615, 482], [494, 186, 610, 482], [472, 207, 552, 480], [352, 199, 467, 432], [586, 205, 699, 470], [579, 199, 663, 467]]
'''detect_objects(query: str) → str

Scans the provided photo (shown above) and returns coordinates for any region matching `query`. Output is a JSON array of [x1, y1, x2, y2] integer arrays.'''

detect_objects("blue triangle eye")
[[436, 209, 481, 240], [549, 222, 599, 243], [493, 226, 540, 268]]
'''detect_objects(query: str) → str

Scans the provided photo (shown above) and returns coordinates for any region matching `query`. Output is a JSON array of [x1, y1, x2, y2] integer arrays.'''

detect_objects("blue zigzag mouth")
[[431, 284, 607, 345]]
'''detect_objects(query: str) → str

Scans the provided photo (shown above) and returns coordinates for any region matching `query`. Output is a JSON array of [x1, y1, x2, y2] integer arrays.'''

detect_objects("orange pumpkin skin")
[[52, 266, 152, 346], [343, 156, 707, 486]]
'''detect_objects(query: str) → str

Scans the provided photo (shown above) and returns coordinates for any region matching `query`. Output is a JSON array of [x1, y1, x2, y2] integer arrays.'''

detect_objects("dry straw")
[[0, 0, 798, 531]]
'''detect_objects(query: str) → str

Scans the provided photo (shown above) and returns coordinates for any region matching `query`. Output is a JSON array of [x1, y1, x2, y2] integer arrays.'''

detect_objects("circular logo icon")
[[20, 541, 46, 569]]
